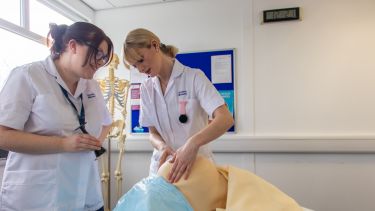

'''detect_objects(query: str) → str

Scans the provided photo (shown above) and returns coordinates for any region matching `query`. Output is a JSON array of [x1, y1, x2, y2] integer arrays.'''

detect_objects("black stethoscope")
[[179, 100, 188, 123]]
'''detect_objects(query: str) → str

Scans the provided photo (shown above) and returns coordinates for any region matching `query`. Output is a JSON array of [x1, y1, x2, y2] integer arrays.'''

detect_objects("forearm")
[[0, 126, 64, 154], [148, 127, 167, 151], [188, 105, 234, 148], [98, 125, 111, 143]]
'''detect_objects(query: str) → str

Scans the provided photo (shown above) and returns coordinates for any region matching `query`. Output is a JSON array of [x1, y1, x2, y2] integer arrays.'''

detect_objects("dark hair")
[[47, 22, 114, 67]]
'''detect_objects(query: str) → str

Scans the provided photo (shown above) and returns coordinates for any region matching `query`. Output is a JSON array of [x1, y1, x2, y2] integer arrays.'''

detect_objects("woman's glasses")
[[78, 40, 109, 64], [92, 49, 109, 64]]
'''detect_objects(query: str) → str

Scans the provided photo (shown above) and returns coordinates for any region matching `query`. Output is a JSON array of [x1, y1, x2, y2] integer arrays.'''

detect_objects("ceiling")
[[80, 0, 184, 11]]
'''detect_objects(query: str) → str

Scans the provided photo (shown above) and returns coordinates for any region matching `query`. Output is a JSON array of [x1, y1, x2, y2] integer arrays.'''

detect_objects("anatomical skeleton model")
[[98, 54, 130, 210]]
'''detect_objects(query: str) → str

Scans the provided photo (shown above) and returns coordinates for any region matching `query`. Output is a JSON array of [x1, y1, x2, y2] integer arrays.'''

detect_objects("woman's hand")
[[158, 145, 175, 169], [168, 141, 199, 183], [62, 134, 101, 152]]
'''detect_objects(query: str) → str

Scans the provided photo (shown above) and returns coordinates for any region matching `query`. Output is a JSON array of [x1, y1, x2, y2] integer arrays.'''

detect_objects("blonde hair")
[[122, 28, 179, 69]]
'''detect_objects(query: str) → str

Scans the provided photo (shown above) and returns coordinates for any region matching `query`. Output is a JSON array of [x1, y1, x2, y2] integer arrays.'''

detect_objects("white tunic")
[[0, 56, 111, 211], [139, 60, 225, 175]]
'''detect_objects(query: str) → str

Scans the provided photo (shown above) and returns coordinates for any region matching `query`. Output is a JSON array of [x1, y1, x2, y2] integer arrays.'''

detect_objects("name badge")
[[87, 93, 96, 98], [178, 90, 187, 96]]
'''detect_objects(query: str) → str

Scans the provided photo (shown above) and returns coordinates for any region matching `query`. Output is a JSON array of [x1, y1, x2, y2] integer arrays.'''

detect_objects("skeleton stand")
[[98, 54, 130, 210]]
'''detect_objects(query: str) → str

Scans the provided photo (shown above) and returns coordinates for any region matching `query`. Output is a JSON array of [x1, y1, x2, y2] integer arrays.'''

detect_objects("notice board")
[[130, 49, 235, 133]]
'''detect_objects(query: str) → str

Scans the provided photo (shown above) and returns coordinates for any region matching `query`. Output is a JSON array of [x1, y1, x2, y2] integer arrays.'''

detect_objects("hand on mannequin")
[[158, 145, 175, 169], [168, 141, 199, 183]]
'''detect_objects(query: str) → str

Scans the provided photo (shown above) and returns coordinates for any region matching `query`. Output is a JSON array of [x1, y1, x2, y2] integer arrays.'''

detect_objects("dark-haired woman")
[[0, 22, 113, 211]]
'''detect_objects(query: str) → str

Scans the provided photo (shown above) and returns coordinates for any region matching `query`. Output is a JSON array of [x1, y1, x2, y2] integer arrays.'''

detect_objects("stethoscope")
[[179, 100, 188, 123]]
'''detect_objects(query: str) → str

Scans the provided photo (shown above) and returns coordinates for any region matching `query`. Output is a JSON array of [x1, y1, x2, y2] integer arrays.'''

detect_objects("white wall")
[[253, 0, 375, 136], [92, 0, 375, 211], [95, 0, 375, 138]]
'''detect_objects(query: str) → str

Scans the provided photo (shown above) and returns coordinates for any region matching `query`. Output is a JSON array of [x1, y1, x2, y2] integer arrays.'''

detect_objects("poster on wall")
[[130, 69, 149, 133]]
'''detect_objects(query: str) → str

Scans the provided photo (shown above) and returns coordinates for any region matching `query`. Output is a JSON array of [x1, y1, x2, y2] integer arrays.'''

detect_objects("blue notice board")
[[131, 49, 235, 133], [176, 49, 235, 132]]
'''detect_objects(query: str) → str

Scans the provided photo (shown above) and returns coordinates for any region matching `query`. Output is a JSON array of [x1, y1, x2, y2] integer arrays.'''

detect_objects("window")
[[0, 0, 82, 91], [30, 0, 73, 37], [0, 1, 21, 26], [0, 27, 49, 89]]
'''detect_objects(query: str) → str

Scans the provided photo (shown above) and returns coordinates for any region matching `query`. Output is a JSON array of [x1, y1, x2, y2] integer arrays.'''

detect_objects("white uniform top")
[[139, 59, 225, 175], [0, 56, 111, 211]]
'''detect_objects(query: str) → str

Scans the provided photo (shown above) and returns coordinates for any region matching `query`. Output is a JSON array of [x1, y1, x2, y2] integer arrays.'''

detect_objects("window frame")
[[0, 0, 87, 45]]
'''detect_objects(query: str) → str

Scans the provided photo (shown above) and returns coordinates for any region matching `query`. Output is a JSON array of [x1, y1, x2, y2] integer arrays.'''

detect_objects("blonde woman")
[[123, 28, 234, 183]]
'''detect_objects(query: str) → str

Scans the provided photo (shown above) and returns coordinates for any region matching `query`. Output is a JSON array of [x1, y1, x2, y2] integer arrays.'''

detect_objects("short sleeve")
[[101, 107, 112, 126], [0, 67, 35, 130], [139, 82, 154, 127], [93, 81, 112, 126], [194, 70, 225, 118]]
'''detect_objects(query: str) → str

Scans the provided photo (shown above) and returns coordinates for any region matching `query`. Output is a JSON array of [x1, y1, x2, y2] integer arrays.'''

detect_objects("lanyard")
[[59, 85, 87, 133], [58, 84, 106, 157]]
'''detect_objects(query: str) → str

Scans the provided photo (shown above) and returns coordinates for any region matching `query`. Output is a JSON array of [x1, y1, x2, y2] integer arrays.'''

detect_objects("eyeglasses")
[[79, 40, 109, 64], [94, 49, 109, 64]]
